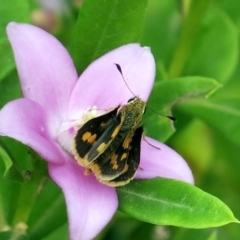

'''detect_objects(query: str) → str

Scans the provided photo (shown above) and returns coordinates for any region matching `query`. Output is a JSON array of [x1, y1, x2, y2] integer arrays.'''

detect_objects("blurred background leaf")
[[70, 0, 148, 74], [144, 76, 220, 141], [0, 0, 30, 81], [0, 0, 240, 239], [0, 139, 24, 183], [182, 9, 238, 83]]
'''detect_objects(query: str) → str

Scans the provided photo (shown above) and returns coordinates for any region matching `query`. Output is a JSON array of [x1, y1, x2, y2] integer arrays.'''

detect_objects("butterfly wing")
[[100, 126, 143, 187], [89, 132, 132, 181], [73, 107, 122, 166]]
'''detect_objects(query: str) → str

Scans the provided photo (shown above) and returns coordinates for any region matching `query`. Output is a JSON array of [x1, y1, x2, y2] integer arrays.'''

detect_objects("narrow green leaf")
[[207, 231, 218, 240], [148, 77, 220, 111], [0, 39, 15, 81], [0, 140, 24, 183], [140, 0, 179, 66], [168, 0, 210, 78], [28, 181, 67, 240], [0, 154, 21, 226], [169, 229, 217, 240], [40, 223, 69, 240], [117, 178, 238, 228], [143, 77, 220, 141], [216, 0, 240, 30], [0, 231, 29, 240], [70, 0, 148, 74], [143, 115, 174, 142], [0, 71, 21, 108], [0, 0, 29, 36], [177, 98, 240, 146], [0, 0, 30, 81], [183, 10, 238, 83]]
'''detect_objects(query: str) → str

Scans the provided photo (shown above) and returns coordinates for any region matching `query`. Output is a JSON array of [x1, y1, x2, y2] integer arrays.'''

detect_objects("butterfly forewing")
[[73, 107, 122, 165]]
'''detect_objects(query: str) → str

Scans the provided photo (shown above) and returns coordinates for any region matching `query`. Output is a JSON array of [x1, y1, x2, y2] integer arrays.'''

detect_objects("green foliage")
[[70, 0, 148, 74], [118, 178, 237, 228], [0, 231, 29, 240], [144, 76, 220, 141], [1, 0, 240, 239], [0, 140, 24, 183], [0, 0, 29, 81], [183, 9, 238, 83]]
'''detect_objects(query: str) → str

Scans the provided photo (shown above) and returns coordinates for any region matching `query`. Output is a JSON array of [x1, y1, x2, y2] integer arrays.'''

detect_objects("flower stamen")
[[56, 106, 106, 154]]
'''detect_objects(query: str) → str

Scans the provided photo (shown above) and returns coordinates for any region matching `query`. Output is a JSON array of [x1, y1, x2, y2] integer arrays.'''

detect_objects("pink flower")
[[0, 23, 193, 240]]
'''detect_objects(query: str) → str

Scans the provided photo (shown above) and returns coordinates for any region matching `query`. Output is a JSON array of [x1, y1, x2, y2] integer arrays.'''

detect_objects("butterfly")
[[73, 96, 146, 187]]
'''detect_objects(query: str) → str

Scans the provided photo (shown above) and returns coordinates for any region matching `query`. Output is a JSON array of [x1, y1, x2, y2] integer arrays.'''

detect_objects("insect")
[[73, 64, 146, 187]]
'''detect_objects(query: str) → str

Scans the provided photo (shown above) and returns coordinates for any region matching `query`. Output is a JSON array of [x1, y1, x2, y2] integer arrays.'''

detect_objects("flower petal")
[[136, 137, 194, 184], [0, 99, 67, 164], [68, 44, 155, 119], [7, 22, 78, 130], [48, 160, 118, 240]]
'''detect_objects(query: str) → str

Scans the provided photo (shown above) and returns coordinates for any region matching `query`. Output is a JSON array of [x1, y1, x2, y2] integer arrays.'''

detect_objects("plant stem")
[[12, 171, 43, 226], [0, 194, 10, 231], [168, 0, 210, 78]]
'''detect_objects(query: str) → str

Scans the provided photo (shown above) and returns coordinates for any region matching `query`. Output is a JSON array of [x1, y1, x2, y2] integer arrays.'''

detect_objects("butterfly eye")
[[127, 97, 135, 103]]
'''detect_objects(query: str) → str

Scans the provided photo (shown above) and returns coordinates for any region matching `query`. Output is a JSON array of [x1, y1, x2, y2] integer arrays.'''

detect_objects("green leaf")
[[0, 153, 21, 225], [143, 115, 174, 142], [0, 231, 29, 240], [41, 223, 68, 240], [207, 231, 218, 240], [0, 0, 30, 81], [169, 229, 217, 240], [70, 0, 148, 74], [0, 70, 21, 108], [28, 181, 67, 240], [143, 76, 220, 141], [214, 0, 240, 31], [148, 77, 220, 111], [0, 140, 24, 183], [117, 178, 238, 228], [183, 9, 238, 83], [140, 0, 179, 66], [177, 98, 240, 146], [168, 0, 210, 78], [0, 0, 29, 36], [175, 68, 240, 146], [0, 39, 15, 81]]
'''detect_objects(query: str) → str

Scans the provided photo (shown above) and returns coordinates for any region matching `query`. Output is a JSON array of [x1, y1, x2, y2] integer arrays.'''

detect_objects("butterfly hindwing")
[[89, 130, 133, 181], [101, 126, 143, 186]]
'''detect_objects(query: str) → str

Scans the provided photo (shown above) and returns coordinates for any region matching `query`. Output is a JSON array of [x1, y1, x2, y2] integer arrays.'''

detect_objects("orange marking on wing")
[[82, 132, 97, 143], [110, 154, 119, 169], [122, 135, 132, 149], [121, 153, 128, 161]]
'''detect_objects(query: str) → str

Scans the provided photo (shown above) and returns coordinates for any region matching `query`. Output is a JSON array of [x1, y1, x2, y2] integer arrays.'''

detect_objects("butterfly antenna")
[[114, 63, 176, 122], [146, 106, 176, 122], [114, 63, 136, 97]]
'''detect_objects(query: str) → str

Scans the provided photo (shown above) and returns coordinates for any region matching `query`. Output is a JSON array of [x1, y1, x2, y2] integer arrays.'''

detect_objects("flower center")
[[56, 106, 106, 155]]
